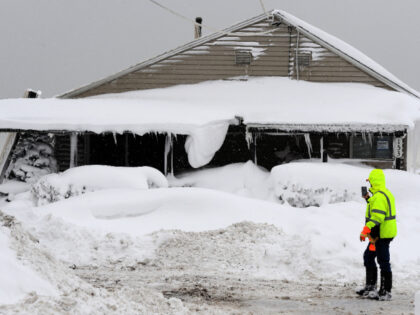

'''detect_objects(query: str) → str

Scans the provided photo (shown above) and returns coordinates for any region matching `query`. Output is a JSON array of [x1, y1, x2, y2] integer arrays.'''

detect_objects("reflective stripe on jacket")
[[365, 169, 397, 239]]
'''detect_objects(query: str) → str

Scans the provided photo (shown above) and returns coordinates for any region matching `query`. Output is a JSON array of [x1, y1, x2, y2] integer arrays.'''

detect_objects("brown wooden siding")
[[290, 34, 389, 88], [74, 21, 389, 98]]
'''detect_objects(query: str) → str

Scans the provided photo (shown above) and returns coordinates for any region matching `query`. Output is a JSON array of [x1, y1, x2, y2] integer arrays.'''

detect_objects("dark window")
[[297, 53, 311, 67], [351, 135, 393, 159], [254, 133, 312, 170], [235, 50, 252, 65]]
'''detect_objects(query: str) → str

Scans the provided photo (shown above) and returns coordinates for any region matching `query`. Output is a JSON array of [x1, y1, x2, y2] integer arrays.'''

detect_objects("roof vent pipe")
[[23, 89, 41, 98], [194, 17, 202, 39]]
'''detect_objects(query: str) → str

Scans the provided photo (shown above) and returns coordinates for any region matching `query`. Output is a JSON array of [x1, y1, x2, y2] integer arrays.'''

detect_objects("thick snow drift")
[[32, 165, 168, 205], [169, 161, 271, 199], [270, 162, 368, 207]]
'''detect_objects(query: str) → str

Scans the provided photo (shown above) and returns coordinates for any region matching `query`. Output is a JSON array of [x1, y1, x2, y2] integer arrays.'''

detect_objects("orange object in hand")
[[360, 226, 371, 242], [369, 243, 376, 251]]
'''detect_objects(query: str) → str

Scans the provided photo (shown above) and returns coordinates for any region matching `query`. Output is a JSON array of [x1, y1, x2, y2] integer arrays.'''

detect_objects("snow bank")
[[0, 210, 188, 313], [169, 161, 271, 199], [0, 185, 374, 282], [0, 180, 30, 195], [270, 162, 369, 207], [0, 214, 56, 304], [32, 165, 168, 205]]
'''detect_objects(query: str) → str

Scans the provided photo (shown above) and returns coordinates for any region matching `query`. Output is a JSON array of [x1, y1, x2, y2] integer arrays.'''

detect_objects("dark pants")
[[363, 238, 392, 273]]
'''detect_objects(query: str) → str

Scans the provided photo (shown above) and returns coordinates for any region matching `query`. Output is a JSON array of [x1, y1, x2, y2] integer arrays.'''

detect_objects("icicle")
[[245, 129, 253, 149], [368, 133, 373, 146], [164, 133, 173, 176], [304, 133, 313, 158], [112, 132, 117, 145], [253, 133, 258, 165], [69, 133, 78, 168], [320, 136, 324, 161], [361, 131, 367, 143]]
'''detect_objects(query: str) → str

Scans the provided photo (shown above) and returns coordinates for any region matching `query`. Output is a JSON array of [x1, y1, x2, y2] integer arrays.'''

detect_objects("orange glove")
[[360, 226, 371, 242], [369, 243, 376, 251]]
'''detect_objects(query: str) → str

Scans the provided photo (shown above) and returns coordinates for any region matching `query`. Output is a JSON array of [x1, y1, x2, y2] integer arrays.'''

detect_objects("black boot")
[[356, 267, 377, 296], [378, 271, 392, 301]]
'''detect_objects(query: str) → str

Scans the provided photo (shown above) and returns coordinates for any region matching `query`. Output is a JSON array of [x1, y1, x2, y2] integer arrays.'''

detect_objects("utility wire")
[[258, 0, 270, 19], [148, 0, 218, 32], [147, 0, 273, 37]]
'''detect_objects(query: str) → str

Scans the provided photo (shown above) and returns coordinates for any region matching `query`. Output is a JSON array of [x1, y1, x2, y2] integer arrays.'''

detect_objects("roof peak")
[[59, 10, 419, 99]]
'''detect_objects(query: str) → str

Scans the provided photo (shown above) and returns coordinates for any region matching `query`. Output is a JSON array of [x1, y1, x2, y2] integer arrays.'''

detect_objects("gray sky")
[[1, 0, 419, 99]]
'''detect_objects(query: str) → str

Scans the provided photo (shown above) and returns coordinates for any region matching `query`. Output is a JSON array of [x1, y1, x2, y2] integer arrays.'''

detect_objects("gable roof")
[[59, 10, 419, 99]]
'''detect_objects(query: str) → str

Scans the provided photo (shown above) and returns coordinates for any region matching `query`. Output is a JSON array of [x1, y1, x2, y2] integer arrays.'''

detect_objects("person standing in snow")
[[357, 169, 397, 301]]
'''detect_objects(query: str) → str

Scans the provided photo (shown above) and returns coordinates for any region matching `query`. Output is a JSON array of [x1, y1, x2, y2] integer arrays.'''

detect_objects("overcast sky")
[[0, 0, 419, 99]]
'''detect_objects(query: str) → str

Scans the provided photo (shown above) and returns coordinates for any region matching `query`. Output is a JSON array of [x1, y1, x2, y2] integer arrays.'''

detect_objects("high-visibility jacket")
[[365, 169, 397, 239]]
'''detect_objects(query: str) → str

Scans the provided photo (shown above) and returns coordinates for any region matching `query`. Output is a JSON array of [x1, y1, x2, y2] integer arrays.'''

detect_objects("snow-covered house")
[[1, 10, 420, 181]]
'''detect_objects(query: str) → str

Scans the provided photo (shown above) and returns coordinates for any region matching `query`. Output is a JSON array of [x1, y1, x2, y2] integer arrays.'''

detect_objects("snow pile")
[[8, 133, 57, 183], [172, 161, 371, 208], [153, 222, 315, 280], [0, 211, 188, 314], [270, 162, 369, 207], [0, 180, 30, 196], [32, 165, 168, 205], [169, 161, 271, 199], [0, 212, 57, 304]]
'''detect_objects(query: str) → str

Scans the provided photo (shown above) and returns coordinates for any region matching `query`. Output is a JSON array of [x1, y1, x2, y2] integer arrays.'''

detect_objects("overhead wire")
[[148, 0, 218, 32], [147, 0, 275, 37], [258, 0, 270, 19]]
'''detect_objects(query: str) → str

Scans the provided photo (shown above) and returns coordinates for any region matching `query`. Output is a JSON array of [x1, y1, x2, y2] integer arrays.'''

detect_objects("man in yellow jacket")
[[356, 169, 397, 301]]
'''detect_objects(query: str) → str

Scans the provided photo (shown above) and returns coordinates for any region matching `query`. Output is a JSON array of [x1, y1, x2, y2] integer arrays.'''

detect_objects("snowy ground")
[[0, 161, 419, 314]]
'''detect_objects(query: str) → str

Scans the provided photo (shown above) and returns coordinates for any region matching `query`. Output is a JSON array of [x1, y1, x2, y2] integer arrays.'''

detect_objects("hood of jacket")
[[368, 169, 386, 193]]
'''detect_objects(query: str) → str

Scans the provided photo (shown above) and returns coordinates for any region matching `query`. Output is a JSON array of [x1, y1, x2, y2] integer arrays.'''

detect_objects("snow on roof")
[[1, 77, 420, 168], [0, 77, 419, 133], [273, 10, 420, 98]]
